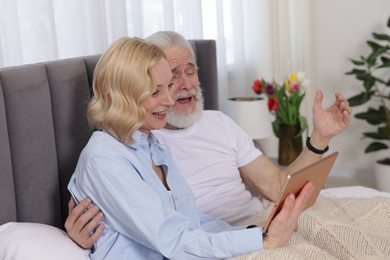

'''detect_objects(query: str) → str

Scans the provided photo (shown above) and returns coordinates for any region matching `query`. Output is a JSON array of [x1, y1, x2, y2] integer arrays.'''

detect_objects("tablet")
[[262, 151, 339, 234]]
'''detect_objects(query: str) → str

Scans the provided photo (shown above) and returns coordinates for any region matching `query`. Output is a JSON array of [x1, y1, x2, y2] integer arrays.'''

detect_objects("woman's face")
[[140, 58, 174, 134]]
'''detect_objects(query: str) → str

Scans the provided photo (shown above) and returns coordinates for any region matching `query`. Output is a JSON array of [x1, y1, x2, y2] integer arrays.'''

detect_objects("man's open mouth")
[[176, 96, 193, 104]]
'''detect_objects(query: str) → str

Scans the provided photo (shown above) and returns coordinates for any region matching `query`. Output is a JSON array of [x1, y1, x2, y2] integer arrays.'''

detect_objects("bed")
[[0, 39, 389, 260]]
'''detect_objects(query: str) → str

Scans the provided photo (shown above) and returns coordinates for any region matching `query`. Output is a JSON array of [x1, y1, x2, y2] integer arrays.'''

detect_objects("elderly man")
[[65, 31, 352, 249]]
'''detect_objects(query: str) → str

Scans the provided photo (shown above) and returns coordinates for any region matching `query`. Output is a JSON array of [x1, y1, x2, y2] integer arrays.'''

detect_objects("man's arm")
[[240, 89, 352, 201], [65, 197, 104, 249]]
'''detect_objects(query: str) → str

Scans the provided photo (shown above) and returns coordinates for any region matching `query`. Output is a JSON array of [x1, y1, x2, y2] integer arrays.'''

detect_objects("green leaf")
[[372, 32, 390, 41], [350, 58, 365, 66], [364, 131, 388, 140], [355, 107, 388, 125], [365, 142, 389, 153], [367, 45, 388, 65], [272, 119, 281, 138], [378, 57, 390, 69], [363, 75, 376, 90], [380, 56, 390, 63], [356, 72, 371, 82], [345, 68, 367, 75], [295, 116, 308, 138], [367, 40, 385, 51], [347, 91, 375, 106]]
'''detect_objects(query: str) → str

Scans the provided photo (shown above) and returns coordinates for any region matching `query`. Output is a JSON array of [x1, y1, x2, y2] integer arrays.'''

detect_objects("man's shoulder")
[[201, 110, 230, 121], [200, 110, 237, 128]]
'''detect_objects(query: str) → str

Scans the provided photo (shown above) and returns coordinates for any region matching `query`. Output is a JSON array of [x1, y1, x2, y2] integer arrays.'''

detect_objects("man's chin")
[[166, 109, 202, 129], [167, 89, 204, 129]]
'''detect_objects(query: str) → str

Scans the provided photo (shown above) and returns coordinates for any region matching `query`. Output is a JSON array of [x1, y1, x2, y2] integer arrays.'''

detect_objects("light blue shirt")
[[68, 130, 262, 259]]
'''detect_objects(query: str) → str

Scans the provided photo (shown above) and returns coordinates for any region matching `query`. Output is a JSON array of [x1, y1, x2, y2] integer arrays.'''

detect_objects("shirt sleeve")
[[198, 211, 246, 232], [70, 152, 262, 259], [220, 112, 262, 167]]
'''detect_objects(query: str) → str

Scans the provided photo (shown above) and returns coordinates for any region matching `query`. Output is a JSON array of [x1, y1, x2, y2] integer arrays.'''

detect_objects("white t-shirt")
[[153, 110, 263, 225]]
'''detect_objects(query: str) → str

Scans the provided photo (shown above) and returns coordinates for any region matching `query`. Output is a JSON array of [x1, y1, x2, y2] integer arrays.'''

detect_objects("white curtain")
[[0, 0, 312, 137]]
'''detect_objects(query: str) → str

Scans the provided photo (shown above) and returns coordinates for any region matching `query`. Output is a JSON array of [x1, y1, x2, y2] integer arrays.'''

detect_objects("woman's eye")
[[152, 90, 159, 96]]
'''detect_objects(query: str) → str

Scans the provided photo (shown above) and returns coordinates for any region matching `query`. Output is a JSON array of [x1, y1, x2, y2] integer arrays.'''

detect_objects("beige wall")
[[311, 0, 390, 181]]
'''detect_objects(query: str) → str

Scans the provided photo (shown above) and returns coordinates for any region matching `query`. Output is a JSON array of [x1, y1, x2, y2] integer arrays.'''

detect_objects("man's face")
[[163, 45, 204, 129]]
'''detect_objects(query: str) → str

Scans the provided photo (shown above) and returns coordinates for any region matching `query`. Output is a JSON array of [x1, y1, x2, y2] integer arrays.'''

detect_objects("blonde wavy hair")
[[87, 37, 167, 144]]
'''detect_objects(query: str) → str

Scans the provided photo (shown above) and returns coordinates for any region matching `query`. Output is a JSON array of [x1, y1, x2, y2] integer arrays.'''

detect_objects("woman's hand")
[[263, 182, 315, 248]]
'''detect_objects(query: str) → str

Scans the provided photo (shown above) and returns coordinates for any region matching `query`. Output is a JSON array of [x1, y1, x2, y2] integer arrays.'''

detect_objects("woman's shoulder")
[[81, 131, 137, 162]]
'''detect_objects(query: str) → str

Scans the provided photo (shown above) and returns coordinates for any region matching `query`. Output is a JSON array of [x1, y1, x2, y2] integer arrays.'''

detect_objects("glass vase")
[[278, 123, 303, 166]]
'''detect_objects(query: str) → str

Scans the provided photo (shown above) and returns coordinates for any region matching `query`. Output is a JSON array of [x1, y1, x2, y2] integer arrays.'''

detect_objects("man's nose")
[[175, 74, 192, 90]]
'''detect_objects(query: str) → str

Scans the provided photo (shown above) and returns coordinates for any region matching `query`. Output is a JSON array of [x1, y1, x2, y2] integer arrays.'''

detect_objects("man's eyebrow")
[[171, 62, 197, 73], [171, 66, 180, 73]]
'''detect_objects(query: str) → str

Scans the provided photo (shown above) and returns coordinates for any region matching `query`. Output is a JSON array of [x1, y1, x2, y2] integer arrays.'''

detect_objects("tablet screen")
[[262, 151, 339, 234]]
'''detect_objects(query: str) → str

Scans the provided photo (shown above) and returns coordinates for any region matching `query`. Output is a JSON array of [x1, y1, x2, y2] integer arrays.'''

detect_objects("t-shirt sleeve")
[[219, 112, 262, 167]]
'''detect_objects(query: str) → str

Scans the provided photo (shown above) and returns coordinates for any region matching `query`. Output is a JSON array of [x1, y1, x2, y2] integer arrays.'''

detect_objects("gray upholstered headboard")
[[0, 40, 218, 229]]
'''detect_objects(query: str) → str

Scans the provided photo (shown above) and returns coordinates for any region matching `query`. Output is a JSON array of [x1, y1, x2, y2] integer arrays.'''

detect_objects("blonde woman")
[[68, 37, 314, 259]]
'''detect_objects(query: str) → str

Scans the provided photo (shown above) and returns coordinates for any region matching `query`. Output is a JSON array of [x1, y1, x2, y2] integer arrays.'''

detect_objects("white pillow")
[[0, 222, 90, 260]]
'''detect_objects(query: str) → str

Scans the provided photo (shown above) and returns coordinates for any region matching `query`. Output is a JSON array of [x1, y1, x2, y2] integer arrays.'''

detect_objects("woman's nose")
[[163, 89, 174, 106]]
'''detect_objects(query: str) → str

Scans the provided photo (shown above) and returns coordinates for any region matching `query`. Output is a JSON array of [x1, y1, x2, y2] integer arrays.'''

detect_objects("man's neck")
[[164, 123, 183, 130]]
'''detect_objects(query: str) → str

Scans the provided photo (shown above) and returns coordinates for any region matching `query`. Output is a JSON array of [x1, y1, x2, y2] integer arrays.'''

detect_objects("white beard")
[[166, 88, 204, 129]]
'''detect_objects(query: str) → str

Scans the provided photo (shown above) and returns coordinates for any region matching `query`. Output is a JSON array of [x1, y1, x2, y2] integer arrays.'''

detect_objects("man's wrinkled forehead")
[[164, 45, 196, 71]]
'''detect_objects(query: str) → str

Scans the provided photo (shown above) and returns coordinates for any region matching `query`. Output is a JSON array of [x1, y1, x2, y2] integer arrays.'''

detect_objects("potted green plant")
[[346, 16, 390, 191]]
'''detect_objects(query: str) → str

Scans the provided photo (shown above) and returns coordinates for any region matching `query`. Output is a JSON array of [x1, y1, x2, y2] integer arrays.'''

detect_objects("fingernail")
[[288, 194, 295, 203]]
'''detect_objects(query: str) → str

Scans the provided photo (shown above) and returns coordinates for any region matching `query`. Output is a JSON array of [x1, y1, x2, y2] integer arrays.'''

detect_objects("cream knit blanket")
[[230, 196, 390, 260]]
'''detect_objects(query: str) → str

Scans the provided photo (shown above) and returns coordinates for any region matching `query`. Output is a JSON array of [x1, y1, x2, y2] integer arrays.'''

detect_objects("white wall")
[[311, 1, 390, 179]]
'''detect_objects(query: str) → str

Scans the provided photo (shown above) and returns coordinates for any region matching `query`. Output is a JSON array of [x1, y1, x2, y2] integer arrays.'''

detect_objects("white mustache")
[[173, 89, 197, 101]]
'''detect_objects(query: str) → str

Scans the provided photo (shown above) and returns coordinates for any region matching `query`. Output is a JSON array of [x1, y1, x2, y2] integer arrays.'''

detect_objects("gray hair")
[[145, 31, 196, 63]]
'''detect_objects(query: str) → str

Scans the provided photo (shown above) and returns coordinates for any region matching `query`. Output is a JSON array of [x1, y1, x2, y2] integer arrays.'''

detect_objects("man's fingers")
[[76, 213, 104, 249], [65, 198, 104, 250], [313, 89, 324, 111], [81, 211, 104, 236], [65, 197, 94, 232], [87, 224, 105, 247], [66, 197, 86, 231], [70, 197, 92, 217], [73, 204, 101, 231], [68, 196, 77, 213]]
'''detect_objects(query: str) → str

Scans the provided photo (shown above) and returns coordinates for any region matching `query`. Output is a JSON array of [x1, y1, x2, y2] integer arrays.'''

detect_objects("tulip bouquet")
[[252, 72, 309, 138]]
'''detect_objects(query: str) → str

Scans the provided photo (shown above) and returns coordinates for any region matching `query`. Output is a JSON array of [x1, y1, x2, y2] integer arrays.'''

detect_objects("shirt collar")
[[128, 131, 159, 150]]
